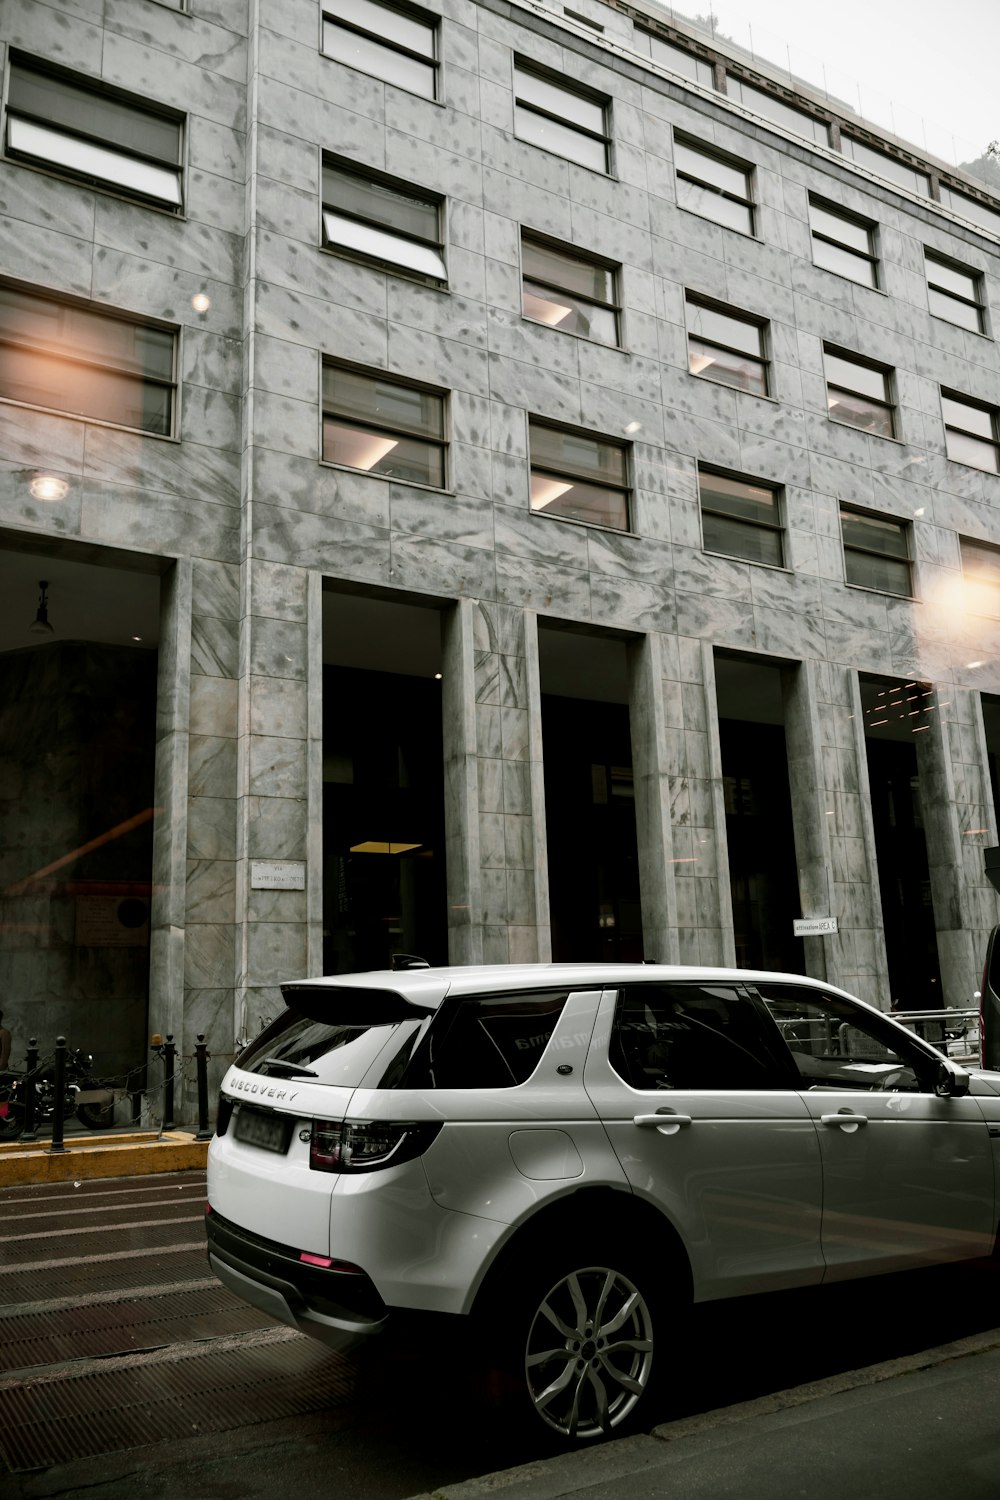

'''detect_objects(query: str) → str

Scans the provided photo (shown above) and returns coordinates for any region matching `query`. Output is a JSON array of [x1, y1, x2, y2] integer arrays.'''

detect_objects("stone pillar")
[[149, 558, 191, 1051], [441, 599, 550, 965], [177, 556, 242, 1113], [235, 556, 312, 1043], [781, 659, 887, 997], [629, 632, 733, 967], [916, 685, 1000, 1010]]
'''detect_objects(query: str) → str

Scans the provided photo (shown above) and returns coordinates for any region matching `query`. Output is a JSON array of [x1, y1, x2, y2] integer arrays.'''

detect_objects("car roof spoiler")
[[281, 971, 448, 1020]]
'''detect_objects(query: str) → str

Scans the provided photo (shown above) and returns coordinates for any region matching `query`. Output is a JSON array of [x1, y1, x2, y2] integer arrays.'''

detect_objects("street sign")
[[793, 916, 838, 937], [251, 860, 306, 890]]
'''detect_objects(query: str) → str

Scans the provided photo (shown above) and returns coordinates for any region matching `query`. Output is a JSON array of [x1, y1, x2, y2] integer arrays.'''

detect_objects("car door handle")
[[633, 1113, 693, 1134], [820, 1112, 868, 1131]]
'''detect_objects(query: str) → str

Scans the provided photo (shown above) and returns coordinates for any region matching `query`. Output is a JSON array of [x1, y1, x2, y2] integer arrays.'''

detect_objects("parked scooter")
[[0, 1047, 116, 1132]]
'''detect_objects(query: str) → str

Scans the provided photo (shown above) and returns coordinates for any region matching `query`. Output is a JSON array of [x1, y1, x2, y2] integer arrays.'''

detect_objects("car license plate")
[[234, 1105, 292, 1154]]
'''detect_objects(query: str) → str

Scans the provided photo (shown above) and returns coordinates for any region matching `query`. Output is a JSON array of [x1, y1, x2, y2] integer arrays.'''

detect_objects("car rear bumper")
[[206, 1207, 389, 1353]]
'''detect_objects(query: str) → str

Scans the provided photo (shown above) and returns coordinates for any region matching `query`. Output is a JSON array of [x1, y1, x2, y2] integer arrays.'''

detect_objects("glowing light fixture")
[[350, 841, 422, 855], [191, 292, 211, 313], [29, 473, 68, 502]]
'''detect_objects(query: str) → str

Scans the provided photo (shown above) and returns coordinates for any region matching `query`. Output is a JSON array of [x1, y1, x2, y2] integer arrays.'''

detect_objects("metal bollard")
[[19, 1037, 39, 1142], [195, 1034, 213, 1140], [48, 1036, 67, 1154], [162, 1033, 176, 1131]]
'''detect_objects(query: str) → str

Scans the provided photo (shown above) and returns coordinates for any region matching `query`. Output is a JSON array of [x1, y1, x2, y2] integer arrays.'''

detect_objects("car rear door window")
[[609, 983, 784, 1090]]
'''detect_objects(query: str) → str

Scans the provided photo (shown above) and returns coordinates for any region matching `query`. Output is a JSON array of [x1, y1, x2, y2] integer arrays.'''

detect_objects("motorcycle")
[[0, 1047, 116, 1133]]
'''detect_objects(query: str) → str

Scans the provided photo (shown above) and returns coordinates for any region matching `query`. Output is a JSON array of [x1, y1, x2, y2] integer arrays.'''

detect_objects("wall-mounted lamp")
[[191, 292, 211, 314], [29, 473, 69, 502], [29, 580, 54, 636]]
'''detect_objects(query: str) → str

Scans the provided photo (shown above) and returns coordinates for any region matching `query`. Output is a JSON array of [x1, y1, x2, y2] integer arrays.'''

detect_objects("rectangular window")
[[686, 296, 768, 396], [939, 185, 1000, 239], [824, 347, 895, 438], [840, 506, 911, 596], [942, 390, 1000, 472], [699, 469, 783, 567], [322, 364, 445, 486], [925, 252, 985, 333], [840, 135, 931, 197], [5, 56, 183, 209], [635, 31, 715, 88], [322, 158, 445, 281], [513, 63, 609, 173], [961, 538, 1000, 617], [0, 284, 175, 435], [674, 137, 754, 235], [521, 235, 619, 345], [322, 0, 437, 100], [726, 76, 828, 146], [529, 420, 629, 530], [808, 198, 878, 288]]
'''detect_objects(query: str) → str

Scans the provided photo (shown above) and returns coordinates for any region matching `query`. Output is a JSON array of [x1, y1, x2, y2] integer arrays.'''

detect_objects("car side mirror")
[[934, 1059, 970, 1098]]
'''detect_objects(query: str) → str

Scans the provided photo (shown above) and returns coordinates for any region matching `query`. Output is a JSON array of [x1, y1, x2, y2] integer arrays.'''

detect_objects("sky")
[[674, 0, 999, 170]]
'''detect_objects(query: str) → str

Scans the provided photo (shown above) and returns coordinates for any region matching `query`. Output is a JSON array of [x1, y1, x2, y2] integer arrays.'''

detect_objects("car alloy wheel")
[[523, 1263, 655, 1440]]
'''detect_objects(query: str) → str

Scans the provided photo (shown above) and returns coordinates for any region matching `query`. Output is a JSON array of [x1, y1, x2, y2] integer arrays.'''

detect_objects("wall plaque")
[[251, 860, 306, 891]]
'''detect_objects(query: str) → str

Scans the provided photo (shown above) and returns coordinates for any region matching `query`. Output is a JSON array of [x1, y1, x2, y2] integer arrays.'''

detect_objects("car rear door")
[[751, 981, 996, 1277], [583, 981, 825, 1300]]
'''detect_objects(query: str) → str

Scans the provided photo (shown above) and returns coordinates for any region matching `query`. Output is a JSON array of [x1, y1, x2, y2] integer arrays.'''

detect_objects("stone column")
[[781, 659, 887, 997], [628, 632, 733, 967], [441, 599, 550, 964], [235, 556, 312, 1044], [916, 685, 1000, 1010]]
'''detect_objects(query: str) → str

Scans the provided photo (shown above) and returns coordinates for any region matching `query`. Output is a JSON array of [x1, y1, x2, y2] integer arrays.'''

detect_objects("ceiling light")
[[29, 580, 54, 636], [349, 841, 422, 855], [29, 473, 68, 502]]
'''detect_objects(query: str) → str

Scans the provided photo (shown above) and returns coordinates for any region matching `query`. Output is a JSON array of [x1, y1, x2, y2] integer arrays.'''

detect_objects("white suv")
[[206, 962, 1000, 1440]]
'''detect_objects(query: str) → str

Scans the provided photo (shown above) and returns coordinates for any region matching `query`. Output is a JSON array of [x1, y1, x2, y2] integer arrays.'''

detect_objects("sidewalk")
[[0, 1124, 209, 1186], [407, 1329, 1000, 1500]]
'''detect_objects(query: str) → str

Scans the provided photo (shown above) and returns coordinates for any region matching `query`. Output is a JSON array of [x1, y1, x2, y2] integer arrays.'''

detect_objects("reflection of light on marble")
[[530, 475, 573, 510], [967, 661, 984, 669], [625, 421, 642, 433]]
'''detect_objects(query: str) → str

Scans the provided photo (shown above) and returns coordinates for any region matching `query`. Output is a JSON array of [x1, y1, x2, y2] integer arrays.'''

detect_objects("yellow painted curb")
[[0, 1132, 210, 1187]]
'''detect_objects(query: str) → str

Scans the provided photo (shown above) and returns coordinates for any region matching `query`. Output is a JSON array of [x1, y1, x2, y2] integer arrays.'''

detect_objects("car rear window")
[[236, 1010, 426, 1089]]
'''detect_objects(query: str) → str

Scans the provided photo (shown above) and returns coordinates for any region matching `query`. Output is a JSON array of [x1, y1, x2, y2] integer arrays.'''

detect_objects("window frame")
[[941, 389, 1000, 473], [4, 53, 184, 212], [513, 60, 611, 175], [698, 466, 785, 569], [673, 135, 755, 237], [808, 196, 879, 289], [686, 294, 770, 397], [321, 155, 446, 283], [528, 417, 631, 532], [0, 281, 178, 437], [824, 345, 897, 440], [321, 361, 448, 489], [925, 251, 986, 335], [839, 504, 912, 598], [321, 0, 439, 101], [520, 231, 620, 346]]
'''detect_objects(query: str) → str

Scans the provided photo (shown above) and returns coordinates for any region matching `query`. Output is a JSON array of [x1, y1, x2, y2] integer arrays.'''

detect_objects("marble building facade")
[[2, 0, 1000, 1111]]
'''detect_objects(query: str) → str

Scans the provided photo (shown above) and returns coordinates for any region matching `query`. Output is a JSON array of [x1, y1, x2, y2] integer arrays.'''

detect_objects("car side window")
[[609, 984, 782, 1091], [754, 983, 924, 1092], [427, 991, 570, 1088]]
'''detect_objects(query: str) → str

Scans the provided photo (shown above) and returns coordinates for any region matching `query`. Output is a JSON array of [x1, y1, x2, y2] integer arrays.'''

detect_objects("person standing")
[[0, 1010, 11, 1071]]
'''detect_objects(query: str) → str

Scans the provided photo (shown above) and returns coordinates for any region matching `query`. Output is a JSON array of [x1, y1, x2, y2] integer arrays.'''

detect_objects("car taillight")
[[309, 1119, 441, 1173]]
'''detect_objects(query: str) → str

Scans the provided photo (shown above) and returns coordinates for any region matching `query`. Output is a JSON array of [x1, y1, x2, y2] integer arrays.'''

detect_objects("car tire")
[[497, 1243, 671, 1442]]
